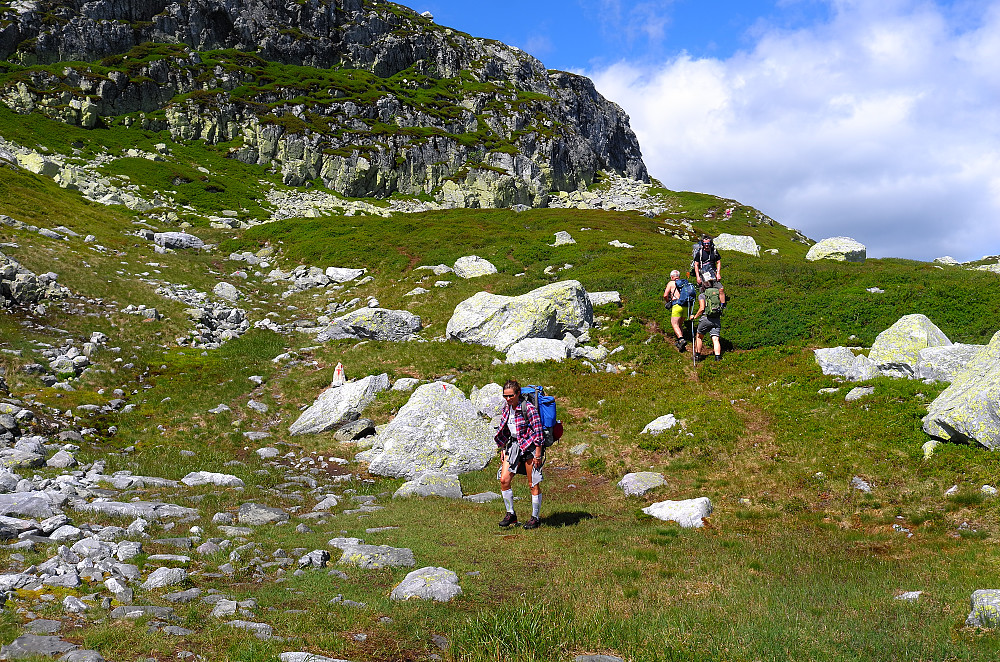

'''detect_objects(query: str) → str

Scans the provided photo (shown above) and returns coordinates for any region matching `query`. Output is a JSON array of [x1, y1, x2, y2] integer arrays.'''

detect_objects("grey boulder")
[[453, 255, 497, 278], [618, 472, 667, 497], [470, 382, 504, 419], [289, 373, 390, 435], [587, 291, 621, 306], [393, 471, 463, 499], [337, 543, 415, 569], [318, 308, 421, 342], [141, 567, 187, 590], [642, 497, 713, 528], [869, 314, 952, 378], [916, 343, 984, 382], [390, 566, 462, 602], [446, 280, 593, 351], [923, 330, 1000, 449], [325, 267, 366, 283], [0, 491, 55, 519], [813, 347, 878, 382], [362, 383, 495, 479], [181, 471, 245, 488], [506, 338, 568, 363], [153, 232, 203, 250], [0, 634, 77, 659], [714, 233, 760, 257], [238, 502, 289, 526]]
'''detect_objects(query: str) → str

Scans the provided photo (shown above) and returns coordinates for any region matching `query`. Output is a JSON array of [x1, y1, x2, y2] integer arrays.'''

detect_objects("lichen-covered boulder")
[[289, 373, 390, 435], [317, 308, 422, 342], [337, 543, 415, 569], [390, 567, 463, 602], [361, 383, 494, 478], [869, 314, 951, 378], [393, 471, 463, 499], [446, 280, 593, 351], [916, 344, 985, 382], [923, 330, 1000, 449], [642, 497, 713, 528], [453, 255, 497, 278], [805, 237, 866, 263], [714, 233, 760, 257], [965, 589, 1000, 628], [506, 338, 568, 363]]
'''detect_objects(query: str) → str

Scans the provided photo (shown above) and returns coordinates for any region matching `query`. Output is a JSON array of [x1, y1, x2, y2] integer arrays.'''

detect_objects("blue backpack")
[[519, 384, 562, 447], [673, 278, 696, 307]]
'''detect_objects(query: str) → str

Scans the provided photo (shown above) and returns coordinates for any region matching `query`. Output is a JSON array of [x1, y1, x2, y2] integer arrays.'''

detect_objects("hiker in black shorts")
[[689, 279, 725, 362], [494, 379, 544, 529], [694, 235, 725, 300]]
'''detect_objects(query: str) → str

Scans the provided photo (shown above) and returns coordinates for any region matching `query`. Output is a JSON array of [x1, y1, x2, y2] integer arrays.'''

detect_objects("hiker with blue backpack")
[[663, 269, 696, 352], [494, 379, 561, 530]]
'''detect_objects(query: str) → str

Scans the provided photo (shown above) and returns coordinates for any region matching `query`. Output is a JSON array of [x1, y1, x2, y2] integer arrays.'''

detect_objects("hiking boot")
[[523, 516, 541, 530], [714, 354, 723, 361], [675, 338, 686, 352], [695, 353, 706, 363], [499, 512, 518, 528]]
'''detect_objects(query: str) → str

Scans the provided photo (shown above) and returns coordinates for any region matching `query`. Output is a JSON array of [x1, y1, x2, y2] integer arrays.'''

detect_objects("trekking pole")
[[689, 300, 696, 368]]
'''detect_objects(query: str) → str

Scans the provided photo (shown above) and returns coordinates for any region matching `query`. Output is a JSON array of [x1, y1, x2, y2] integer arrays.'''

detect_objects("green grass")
[[3, 87, 1000, 661]]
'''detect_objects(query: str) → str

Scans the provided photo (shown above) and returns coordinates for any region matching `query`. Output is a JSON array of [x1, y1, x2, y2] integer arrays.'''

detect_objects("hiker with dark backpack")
[[692, 234, 725, 300], [663, 269, 695, 352], [689, 279, 726, 362], [494, 379, 545, 529]]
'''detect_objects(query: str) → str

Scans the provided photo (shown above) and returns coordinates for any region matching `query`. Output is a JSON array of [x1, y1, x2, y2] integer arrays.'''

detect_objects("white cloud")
[[588, 0, 1000, 261]]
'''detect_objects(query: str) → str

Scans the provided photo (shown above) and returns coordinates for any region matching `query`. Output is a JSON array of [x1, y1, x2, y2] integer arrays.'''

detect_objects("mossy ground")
[[1, 110, 1000, 661]]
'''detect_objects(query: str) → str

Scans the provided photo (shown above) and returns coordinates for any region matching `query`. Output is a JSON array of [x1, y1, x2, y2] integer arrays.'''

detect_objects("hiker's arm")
[[715, 258, 721, 279], [689, 300, 704, 319]]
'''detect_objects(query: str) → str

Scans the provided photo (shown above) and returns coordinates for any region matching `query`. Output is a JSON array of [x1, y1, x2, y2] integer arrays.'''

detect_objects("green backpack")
[[704, 287, 723, 316]]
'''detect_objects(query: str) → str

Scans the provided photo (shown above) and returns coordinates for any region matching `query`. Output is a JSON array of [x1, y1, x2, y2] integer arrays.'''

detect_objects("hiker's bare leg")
[[524, 455, 541, 497], [499, 457, 512, 491], [712, 335, 721, 356], [695, 333, 705, 356], [671, 316, 683, 339]]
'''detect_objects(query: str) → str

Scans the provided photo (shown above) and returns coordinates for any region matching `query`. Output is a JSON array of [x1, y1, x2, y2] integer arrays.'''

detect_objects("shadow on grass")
[[544, 510, 595, 527]]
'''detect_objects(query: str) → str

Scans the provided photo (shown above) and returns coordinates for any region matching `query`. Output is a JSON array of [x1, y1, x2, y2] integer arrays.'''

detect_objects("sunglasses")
[[503, 392, 517, 399]]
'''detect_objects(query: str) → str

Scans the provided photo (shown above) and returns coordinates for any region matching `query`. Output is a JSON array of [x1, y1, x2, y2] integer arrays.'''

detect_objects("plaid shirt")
[[494, 398, 542, 451]]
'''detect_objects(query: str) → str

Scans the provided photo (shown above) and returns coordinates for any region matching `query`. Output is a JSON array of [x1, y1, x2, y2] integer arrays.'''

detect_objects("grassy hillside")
[[2, 110, 1000, 662]]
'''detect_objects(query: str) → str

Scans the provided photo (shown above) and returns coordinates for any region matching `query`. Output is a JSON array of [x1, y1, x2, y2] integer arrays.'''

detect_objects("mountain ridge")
[[0, 0, 648, 207]]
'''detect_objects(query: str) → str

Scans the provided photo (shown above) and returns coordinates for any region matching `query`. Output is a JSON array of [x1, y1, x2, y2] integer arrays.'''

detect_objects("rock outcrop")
[[0, 0, 648, 208], [923, 331, 1000, 449]]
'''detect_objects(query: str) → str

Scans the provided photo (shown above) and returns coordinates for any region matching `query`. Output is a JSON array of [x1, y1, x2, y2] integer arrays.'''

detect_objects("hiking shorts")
[[671, 304, 684, 318], [697, 315, 721, 337]]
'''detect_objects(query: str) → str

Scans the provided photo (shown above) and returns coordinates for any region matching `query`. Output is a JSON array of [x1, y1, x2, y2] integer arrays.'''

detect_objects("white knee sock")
[[502, 489, 515, 514], [531, 494, 541, 518]]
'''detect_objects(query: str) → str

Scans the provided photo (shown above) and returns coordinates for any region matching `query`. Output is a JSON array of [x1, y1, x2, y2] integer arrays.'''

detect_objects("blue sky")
[[413, 1, 1000, 262]]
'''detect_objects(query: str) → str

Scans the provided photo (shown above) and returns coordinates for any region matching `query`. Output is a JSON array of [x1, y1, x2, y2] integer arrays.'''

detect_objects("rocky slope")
[[0, 0, 648, 207]]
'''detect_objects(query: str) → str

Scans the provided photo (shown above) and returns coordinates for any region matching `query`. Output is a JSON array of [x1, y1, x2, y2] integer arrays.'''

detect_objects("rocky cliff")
[[0, 0, 648, 207]]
